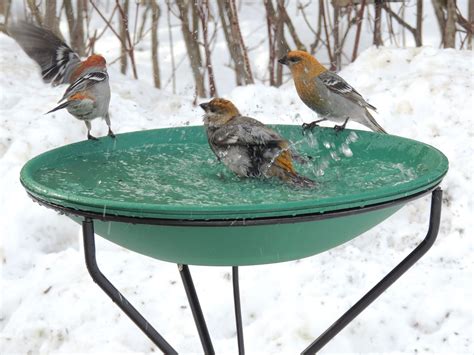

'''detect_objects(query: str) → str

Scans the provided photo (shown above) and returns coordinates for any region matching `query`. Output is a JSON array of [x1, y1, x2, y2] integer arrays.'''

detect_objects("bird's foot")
[[302, 121, 319, 133], [333, 118, 349, 133], [108, 129, 116, 138], [87, 134, 99, 141]]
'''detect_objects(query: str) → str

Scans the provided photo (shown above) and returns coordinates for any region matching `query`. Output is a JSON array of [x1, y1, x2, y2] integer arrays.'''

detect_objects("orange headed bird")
[[200, 98, 315, 187], [279, 51, 386, 133]]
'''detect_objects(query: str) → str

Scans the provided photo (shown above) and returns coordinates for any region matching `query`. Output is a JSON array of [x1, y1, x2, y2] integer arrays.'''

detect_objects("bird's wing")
[[231, 116, 266, 127], [9, 21, 80, 85], [60, 71, 108, 102], [317, 71, 377, 111], [211, 121, 295, 174], [211, 121, 284, 147]]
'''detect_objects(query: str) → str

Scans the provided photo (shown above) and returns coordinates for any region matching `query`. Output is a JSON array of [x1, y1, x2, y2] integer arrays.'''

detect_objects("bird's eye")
[[289, 57, 300, 63]]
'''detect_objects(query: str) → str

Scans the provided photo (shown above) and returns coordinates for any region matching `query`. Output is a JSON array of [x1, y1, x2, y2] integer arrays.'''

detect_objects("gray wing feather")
[[211, 118, 285, 147], [60, 71, 107, 101], [9, 21, 80, 85], [318, 71, 377, 111]]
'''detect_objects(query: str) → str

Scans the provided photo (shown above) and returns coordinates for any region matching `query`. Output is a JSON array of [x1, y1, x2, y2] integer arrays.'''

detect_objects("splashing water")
[[297, 130, 359, 177], [33, 130, 421, 208]]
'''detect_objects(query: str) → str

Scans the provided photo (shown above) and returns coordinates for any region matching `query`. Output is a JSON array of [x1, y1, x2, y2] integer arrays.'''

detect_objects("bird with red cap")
[[9, 21, 114, 140]]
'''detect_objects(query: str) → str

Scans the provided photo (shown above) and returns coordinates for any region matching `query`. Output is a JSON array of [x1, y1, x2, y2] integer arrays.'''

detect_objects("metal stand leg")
[[301, 188, 443, 354], [82, 218, 177, 355], [178, 264, 215, 354], [233, 266, 245, 355]]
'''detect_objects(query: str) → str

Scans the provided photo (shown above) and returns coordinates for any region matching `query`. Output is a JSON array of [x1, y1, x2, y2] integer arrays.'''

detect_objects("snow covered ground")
[[1, 14, 473, 355]]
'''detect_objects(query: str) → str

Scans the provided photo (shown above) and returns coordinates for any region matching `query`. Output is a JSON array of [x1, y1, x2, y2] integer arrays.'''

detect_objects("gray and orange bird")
[[279, 50, 386, 133], [200, 98, 315, 187], [9, 21, 113, 140]]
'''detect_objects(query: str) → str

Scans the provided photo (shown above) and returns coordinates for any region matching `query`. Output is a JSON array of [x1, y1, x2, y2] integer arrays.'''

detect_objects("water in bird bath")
[[33, 132, 421, 209]]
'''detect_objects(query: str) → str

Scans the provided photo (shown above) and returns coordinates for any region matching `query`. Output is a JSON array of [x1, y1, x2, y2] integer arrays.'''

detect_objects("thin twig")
[[163, 55, 187, 91], [165, 0, 176, 94], [352, 0, 366, 62], [297, 1, 317, 35], [116, 0, 139, 79], [132, 1, 140, 46], [90, 0, 126, 45], [196, 0, 217, 97], [94, 5, 119, 43], [229, 0, 254, 84], [382, 3, 416, 36], [321, 0, 334, 69]]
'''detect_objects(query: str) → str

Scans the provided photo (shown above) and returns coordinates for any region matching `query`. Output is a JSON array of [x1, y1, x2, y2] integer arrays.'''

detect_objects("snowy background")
[[1, 2, 473, 354]]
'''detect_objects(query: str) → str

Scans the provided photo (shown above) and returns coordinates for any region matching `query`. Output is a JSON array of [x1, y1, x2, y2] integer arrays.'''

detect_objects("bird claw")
[[108, 130, 116, 138], [302, 121, 318, 133], [87, 134, 99, 141], [333, 118, 349, 133]]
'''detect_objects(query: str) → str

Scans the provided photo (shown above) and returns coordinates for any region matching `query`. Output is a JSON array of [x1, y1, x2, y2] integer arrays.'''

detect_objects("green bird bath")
[[20, 126, 447, 265], [20, 125, 448, 354]]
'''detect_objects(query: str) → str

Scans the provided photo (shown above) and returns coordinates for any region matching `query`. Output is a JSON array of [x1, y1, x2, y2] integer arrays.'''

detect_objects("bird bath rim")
[[25, 184, 439, 227], [19, 125, 449, 221]]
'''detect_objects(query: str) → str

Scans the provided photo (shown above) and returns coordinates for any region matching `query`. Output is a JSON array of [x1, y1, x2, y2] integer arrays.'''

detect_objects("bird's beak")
[[278, 55, 289, 66], [199, 102, 210, 112]]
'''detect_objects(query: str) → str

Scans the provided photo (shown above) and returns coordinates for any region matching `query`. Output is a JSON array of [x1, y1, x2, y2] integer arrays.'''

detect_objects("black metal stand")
[[233, 266, 245, 355], [81, 188, 442, 354], [82, 219, 178, 354], [302, 187, 442, 354], [178, 264, 215, 354]]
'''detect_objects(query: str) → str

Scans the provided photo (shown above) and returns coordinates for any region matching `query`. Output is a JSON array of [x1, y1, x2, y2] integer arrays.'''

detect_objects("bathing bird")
[[200, 98, 315, 187], [9, 21, 113, 140], [279, 50, 387, 133]]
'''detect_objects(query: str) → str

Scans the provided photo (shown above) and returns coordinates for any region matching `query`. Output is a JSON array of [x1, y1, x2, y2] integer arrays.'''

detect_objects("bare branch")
[[165, 0, 176, 94], [151, 0, 161, 88], [0, 0, 12, 34], [175, 0, 205, 97], [229, 0, 254, 84], [352, 0, 367, 62], [382, 3, 417, 35], [116, 0, 139, 78], [26, 0, 43, 26], [196, 0, 218, 97], [280, 4, 306, 51], [445, 0, 457, 47], [90, 0, 125, 43], [118, 0, 129, 75]]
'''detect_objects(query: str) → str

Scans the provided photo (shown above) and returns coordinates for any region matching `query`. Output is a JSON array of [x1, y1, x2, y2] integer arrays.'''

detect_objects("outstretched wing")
[[9, 21, 80, 85], [318, 71, 377, 111], [60, 71, 108, 102]]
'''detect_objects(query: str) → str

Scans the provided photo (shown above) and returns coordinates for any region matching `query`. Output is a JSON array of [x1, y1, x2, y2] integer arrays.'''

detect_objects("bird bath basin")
[[20, 125, 447, 266], [20, 125, 448, 353]]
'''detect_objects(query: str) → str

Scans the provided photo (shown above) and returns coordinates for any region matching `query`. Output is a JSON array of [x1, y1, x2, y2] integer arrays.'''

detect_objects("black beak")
[[199, 102, 210, 112], [278, 55, 289, 66]]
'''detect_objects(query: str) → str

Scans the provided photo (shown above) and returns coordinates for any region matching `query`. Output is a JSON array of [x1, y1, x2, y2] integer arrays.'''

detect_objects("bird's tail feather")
[[288, 172, 316, 188], [291, 149, 313, 165], [364, 110, 387, 134], [45, 102, 69, 115]]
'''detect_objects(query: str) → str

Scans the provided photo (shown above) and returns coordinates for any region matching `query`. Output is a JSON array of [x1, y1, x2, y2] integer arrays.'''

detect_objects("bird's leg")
[[334, 118, 350, 132], [105, 113, 115, 138], [302, 118, 327, 132], [85, 121, 98, 140]]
